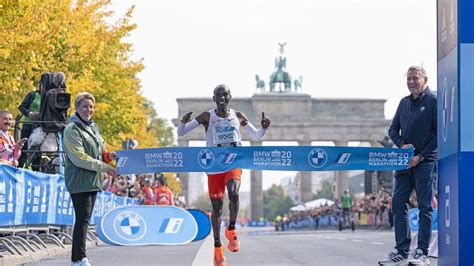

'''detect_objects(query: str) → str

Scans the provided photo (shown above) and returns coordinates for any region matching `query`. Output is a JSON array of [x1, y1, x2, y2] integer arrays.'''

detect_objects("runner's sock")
[[214, 240, 222, 247], [228, 222, 235, 231]]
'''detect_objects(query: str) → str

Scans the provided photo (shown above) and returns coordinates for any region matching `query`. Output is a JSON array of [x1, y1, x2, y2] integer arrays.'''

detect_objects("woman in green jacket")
[[63, 92, 117, 266]]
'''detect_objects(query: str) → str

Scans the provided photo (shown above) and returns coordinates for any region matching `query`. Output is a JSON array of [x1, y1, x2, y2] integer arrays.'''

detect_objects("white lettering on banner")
[[145, 152, 184, 169], [368, 152, 409, 166], [253, 150, 292, 167], [0, 180, 5, 213]]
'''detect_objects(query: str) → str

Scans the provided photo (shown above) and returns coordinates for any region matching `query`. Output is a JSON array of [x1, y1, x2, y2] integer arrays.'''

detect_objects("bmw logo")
[[113, 211, 146, 241], [198, 149, 215, 169], [308, 148, 328, 168]]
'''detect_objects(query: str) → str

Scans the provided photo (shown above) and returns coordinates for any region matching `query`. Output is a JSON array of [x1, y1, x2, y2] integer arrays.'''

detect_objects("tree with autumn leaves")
[[0, 0, 173, 150], [0, 0, 180, 195]]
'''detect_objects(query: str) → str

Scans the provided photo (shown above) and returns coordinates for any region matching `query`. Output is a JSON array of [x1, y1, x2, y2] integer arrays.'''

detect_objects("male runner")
[[178, 84, 271, 266]]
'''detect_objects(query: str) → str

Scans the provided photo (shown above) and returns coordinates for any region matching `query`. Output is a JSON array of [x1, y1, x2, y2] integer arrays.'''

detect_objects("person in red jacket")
[[154, 175, 174, 206]]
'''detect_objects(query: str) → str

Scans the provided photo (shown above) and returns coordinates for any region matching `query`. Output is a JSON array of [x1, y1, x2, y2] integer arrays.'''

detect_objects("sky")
[[107, 0, 437, 192]]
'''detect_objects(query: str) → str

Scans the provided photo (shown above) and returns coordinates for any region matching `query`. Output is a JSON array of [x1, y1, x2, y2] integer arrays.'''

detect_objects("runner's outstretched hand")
[[261, 112, 271, 129]]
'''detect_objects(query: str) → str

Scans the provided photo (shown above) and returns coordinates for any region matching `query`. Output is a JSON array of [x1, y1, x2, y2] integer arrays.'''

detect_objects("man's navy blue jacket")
[[389, 88, 437, 161]]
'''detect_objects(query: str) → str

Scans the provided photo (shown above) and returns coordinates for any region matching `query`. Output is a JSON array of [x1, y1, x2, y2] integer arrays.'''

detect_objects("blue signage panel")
[[459, 152, 474, 263], [438, 47, 458, 158], [97, 205, 198, 246], [438, 0, 474, 264], [54, 178, 74, 225], [0, 164, 138, 227], [460, 44, 474, 152], [187, 209, 211, 241], [0, 166, 18, 225], [438, 153, 459, 266], [117, 146, 414, 175], [408, 208, 438, 231], [21, 171, 51, 224]]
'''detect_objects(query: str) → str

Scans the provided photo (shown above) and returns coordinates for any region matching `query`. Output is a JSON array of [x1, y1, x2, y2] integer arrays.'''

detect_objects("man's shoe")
[[214, 246, 226, 266], [378, 249, 408, 265], [409, 249, 430, 265], [225, 227, 240, 252]]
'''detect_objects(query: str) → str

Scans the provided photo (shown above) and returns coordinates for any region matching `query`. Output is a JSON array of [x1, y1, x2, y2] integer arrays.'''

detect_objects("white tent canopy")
[[289, 198, 335, 212]]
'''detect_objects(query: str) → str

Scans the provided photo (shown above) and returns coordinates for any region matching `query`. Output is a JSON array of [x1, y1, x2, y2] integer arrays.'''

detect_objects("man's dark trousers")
[[392, 161, 436, 257]]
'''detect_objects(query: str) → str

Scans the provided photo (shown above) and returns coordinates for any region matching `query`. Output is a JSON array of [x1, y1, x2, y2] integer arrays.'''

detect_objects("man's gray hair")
[[407, 66, 427, 78], [0, 110, 12, 117]]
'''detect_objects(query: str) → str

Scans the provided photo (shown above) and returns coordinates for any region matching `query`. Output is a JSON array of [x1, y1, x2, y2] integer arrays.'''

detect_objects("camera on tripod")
[[38, 72, 71, 133]]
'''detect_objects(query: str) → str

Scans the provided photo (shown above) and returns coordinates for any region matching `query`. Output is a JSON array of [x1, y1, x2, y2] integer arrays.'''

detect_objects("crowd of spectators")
[[101, 173, 181, 206], [275, 189, 396, 231]]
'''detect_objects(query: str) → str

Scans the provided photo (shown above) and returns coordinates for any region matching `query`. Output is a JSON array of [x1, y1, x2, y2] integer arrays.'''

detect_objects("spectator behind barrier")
[[0, 110, 26, 167], [154, 175, 174, 206], [141, 179, 155, 205]]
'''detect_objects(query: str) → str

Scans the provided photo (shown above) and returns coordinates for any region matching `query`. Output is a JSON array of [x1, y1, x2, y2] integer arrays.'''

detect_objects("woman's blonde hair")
[[74, 92, 96, 109]]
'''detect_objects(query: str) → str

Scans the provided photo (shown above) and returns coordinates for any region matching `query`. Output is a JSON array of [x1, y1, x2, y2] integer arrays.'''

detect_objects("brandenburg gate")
[[175, 44, 390, 220]]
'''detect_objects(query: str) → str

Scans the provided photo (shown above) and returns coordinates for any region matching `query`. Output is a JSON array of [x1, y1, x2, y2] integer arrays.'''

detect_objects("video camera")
[[38, 72, 71, 133]]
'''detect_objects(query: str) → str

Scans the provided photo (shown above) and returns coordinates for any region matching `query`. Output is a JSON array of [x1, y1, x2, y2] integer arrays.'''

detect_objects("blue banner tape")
[[0, 164, 139, 227], [116, 146, 414, 175]]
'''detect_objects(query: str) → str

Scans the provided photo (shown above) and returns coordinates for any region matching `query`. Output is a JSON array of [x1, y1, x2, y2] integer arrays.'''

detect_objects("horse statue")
[[294, 75, 303, 91], [269, 56, 291, 92], [255, 75, 266, 93]]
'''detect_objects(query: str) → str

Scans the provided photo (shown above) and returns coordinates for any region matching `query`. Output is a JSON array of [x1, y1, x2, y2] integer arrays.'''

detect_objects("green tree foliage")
[[263, 184, 294, 221], [144, 100, 175, 147], [0, 0, 170, 150], [315, 179, 334, 200], [162, 172, 181, 197]]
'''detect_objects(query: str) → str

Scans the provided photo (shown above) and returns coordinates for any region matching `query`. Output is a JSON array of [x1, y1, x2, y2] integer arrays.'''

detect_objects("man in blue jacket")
[[379, 66, 437, 266]]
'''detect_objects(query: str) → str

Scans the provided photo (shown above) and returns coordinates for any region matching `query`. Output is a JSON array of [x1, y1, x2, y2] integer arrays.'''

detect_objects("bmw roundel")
[[113, 211, 147, 242], [198, 149, 215, 169], [308, 148, 328, 168]]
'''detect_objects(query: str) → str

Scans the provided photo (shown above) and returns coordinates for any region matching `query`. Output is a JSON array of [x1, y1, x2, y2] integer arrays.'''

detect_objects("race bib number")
[[215, 126, 238, 146]]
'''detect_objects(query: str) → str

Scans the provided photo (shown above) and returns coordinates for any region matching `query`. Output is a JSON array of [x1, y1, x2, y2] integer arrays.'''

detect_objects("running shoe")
[[214, 246, 226, 266], [225, 227, 240, 252]]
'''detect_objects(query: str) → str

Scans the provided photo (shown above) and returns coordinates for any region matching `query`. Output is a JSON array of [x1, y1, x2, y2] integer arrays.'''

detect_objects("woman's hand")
[[106, 167, 118, 178]]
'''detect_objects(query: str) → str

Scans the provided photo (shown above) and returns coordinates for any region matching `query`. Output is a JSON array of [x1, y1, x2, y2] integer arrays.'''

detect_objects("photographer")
[[18, 89, 41, 168]]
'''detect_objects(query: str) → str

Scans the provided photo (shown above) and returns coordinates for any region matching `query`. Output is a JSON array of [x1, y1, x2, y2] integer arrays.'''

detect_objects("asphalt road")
[[30, 228, 438, 266]]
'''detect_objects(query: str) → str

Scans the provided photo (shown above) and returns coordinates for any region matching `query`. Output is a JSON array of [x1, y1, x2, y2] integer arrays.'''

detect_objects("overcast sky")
[[108, 0, 437, 192]]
